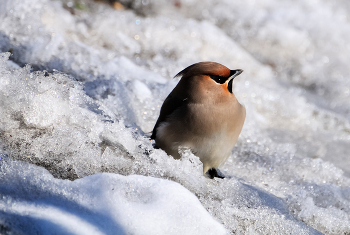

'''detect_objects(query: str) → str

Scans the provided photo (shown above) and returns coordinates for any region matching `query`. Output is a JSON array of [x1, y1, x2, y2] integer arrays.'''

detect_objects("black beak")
[[229, 69, 243, 80], [227, 69, 243, 94]]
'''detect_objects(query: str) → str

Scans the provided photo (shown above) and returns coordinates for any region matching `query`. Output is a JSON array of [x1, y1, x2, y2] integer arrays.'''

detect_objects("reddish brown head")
[[174, 62, 243, 94], [175, 62, 232, 78]]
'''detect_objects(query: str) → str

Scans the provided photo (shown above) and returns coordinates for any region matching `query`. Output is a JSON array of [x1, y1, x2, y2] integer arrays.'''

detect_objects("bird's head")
[[175, 62, 243, 94]]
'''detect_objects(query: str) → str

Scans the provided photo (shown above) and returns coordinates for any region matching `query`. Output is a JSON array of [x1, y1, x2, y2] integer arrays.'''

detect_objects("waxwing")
[[151, 62, 245, 179]]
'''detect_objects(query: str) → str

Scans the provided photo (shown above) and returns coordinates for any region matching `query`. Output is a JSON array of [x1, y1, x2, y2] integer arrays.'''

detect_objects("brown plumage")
[[151, 62, 246, 178]]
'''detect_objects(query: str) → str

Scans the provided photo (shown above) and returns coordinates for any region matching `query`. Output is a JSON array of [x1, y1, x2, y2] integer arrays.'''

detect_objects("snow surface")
[[0, 0, 350, 234], [0, 159, 225, 235]]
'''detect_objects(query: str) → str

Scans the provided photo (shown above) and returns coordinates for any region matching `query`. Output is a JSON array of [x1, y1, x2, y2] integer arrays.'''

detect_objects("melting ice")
[[0, 0, 350, 234]]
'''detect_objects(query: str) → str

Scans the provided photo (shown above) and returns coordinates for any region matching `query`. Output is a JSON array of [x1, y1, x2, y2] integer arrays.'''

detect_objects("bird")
[[151, 62, 246, 179]]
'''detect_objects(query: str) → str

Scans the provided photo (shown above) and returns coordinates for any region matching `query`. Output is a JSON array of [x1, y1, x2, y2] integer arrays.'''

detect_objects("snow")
[[0, 159, 225, 235], [0, 0, 349, 234]]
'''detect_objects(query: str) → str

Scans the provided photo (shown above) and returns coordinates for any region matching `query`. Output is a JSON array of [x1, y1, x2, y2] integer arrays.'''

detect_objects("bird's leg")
[[152, 143, 159, 149], [206, 168, 225, 179]]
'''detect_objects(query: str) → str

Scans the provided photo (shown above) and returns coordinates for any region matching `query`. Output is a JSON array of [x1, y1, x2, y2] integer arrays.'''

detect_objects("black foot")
[[206, 168, 225, 179], [152, 143, 159, 149]]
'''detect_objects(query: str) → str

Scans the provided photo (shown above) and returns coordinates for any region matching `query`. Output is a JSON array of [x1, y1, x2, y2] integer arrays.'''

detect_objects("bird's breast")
[[184, 99, 244, 136]]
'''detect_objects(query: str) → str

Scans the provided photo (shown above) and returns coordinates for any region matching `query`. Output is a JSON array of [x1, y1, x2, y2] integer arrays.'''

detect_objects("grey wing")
[[151, 95, 186, 140]]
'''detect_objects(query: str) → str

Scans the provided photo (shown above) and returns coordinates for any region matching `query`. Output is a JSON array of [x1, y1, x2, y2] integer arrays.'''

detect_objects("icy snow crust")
[[0, 0, 350, 234]]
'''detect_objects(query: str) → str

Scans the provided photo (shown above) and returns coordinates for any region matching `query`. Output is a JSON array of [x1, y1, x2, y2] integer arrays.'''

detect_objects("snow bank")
[[0, 0, 350, 234], [0, 158, 225, 235]]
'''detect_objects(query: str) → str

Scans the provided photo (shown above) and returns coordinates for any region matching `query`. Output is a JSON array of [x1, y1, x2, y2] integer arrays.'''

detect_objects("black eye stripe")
[[209, 75, 227, 84]]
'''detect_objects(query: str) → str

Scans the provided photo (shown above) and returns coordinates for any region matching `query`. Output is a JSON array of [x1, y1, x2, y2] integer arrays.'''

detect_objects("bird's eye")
[[209, 75, 227, 84]]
